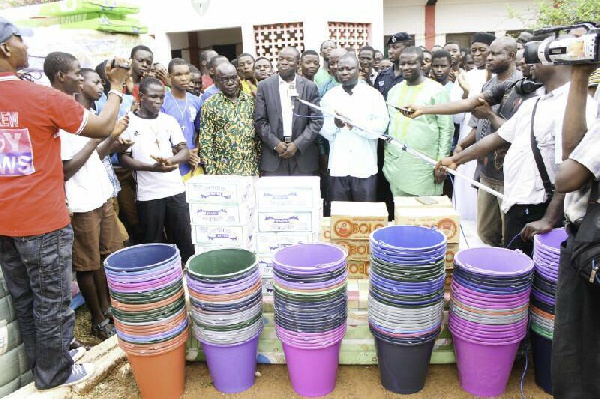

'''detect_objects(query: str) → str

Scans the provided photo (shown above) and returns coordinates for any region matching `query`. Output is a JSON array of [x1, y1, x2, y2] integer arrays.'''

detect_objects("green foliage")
[[535, 0, 600, 28]]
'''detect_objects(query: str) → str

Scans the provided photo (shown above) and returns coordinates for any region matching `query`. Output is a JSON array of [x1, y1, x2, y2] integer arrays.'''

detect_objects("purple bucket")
[[273, 243, 346, 275], [454, 334, 520, 397], [202, 333, 260, 394], [534, 228, 567, 253], [283, 340, 342, 397], [454, 247, 534, 276]]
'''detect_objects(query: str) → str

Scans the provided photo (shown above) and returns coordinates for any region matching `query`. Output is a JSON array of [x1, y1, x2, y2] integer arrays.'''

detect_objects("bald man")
[[199, 63, 259, 175], [254, 47, 323, 176], [319, 47, 348, 97]]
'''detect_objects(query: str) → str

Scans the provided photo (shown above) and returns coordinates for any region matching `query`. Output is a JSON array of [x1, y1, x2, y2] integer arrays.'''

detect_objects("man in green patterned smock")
[[198, 63, 260, 175], [384, 47, 453, 196]]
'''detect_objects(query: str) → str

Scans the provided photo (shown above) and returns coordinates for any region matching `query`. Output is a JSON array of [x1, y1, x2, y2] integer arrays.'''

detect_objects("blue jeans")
[[0, 226, 75, 389]]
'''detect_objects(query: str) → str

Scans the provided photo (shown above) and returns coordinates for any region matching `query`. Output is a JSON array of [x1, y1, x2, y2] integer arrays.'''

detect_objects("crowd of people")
[[0, 14, 599, 397]]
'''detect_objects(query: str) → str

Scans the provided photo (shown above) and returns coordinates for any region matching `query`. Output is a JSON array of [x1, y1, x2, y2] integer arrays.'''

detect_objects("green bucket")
[[186, 249, 257, 280]]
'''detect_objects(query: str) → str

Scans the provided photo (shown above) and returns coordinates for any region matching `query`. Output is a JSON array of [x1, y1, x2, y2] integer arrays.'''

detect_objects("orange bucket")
[[127, 338, 187, 399]]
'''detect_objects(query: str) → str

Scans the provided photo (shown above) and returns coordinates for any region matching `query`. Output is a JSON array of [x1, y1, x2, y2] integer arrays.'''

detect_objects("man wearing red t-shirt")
[[0, 17, 129, 390]]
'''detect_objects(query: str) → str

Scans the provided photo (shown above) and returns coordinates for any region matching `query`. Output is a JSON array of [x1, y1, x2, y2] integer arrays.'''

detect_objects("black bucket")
[[531, 330, 553, 395], [375, 337, 435, 394]]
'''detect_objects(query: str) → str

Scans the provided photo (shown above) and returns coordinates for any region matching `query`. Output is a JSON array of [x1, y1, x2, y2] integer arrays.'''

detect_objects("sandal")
[[91, 319, 116, 340], [103, 308, 115, 323]]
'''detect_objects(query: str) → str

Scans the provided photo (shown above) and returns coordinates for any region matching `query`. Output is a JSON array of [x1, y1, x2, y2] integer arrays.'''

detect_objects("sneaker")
[[61, 363, 95, 387], [69, 347, 86, 363]]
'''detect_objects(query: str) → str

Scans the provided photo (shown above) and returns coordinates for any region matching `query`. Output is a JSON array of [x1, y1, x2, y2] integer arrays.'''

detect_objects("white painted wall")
[[139, 0, 385, 60], [384, 0, 539, 46]]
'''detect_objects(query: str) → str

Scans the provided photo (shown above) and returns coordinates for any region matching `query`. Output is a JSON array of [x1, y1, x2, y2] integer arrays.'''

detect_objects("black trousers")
[[261, 158, 317, 177], [136, 192, 194, 265], [329, 175, 377, 202], [552, 232, 600, 398], [504, 202, 551, 257]]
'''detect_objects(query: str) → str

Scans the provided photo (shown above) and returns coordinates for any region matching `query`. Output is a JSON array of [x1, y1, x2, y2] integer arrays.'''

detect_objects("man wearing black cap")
[[375, 32, 413, 100], [0, 17, 130, 390], [374, 32, 413, 221]]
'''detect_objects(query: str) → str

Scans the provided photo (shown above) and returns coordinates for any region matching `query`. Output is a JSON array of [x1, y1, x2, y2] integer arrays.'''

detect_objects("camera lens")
[[523, 41, 541, 64]]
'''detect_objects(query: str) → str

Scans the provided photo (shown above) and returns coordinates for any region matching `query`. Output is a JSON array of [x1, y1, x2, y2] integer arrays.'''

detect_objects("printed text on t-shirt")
[[0, 128, 35, 176]]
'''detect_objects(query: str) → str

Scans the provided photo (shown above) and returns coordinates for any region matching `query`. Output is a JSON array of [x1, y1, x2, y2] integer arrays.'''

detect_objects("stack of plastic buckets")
[[272, 243, 347, 397], [104, 244, 188, 399], [449, 247, 534, 397], [368, 225, 446, 394], [530, 228, 566, 395], [186, 248, 263, 393]]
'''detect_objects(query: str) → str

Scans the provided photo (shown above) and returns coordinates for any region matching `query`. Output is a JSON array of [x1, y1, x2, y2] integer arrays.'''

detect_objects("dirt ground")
[[75, 306, 552, 399]]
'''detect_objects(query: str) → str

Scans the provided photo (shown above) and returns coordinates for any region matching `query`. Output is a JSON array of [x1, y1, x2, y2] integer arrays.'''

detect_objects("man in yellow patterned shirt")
[[198, 63, 260, 175]]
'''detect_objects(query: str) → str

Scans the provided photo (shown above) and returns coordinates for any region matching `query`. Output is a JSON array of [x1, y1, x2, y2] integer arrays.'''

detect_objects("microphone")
[[289, 82, 299, 107]]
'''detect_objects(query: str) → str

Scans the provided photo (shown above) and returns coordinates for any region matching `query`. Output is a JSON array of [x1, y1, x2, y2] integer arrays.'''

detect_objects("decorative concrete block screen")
[[328, 22, 372, 52], [254, 22, 305, 67]]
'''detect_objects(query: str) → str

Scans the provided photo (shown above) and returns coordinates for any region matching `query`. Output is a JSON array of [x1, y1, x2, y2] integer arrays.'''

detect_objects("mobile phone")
[[416, 196, 438, 206]]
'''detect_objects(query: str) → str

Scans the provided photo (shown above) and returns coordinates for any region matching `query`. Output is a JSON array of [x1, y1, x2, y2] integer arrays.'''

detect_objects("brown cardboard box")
[[394, 196, 452, 209], [347, 259, 370, 279], [330, 202, 388, 241], [394, 207, 461, 243], [445, 243, 459, 270], [332, 239, 370, 261], [320, 217, 331, 242]]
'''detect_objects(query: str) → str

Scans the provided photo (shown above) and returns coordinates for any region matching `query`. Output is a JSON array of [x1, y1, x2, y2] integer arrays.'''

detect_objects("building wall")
[[139, 0, 385, 62], [384, 0, 538, 46]]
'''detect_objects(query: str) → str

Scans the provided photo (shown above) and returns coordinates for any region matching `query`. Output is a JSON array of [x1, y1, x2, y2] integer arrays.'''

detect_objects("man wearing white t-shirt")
[[119, 77, 194, 264]]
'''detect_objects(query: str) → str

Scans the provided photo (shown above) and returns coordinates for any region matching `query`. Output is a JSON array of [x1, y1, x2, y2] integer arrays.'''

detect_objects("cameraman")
[[435, 57, 597, 257], [552, 64, 600, 398]]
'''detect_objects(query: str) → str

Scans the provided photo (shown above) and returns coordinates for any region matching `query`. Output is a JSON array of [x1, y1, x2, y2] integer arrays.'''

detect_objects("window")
[[254, 22, 305, 67], [328, 22, 372, 52]]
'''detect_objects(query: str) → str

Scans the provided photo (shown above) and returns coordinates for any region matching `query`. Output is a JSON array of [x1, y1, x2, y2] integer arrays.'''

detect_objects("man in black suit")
[[255, 47, 323, 176]]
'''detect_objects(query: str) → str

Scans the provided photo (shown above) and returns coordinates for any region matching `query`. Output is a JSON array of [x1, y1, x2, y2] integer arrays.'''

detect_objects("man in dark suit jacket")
[[255, 47, 323, 176]]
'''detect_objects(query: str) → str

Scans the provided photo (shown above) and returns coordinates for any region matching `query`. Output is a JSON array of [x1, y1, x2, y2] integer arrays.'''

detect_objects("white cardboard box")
[[189, 202, 254, 225], [192, 223, 253, 247], [186, 175, 254, 204], [255, 176, 321, 209], [257, 256, 274, 278], [257, 209, 321, 233], [255, 232, 319, 254], [194, 241, 255, 255]]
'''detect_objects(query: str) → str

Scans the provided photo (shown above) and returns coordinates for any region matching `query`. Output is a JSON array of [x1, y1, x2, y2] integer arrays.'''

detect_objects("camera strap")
[[529, 98, 555, 200]]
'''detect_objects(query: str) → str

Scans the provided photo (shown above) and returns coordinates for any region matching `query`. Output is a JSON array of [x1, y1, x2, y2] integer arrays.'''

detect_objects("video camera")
[[524, 22, 599, 65]]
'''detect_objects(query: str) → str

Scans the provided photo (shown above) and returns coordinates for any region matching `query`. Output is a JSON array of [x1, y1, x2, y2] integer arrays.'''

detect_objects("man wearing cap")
[[374, 32, 413, 221], [375, 32, 412, 100], [0, 17, 130, 389]]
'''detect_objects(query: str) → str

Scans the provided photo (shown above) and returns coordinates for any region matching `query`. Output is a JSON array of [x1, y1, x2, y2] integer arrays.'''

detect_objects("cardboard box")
[[320, 217, 331, 242], [394, 195, 452, 209], [262, 278, 274, 296], [257, 256, 273, 278], [257, 209, 321, 233], [255, 232, 318, 254], [347, 259, 370, 279], [189, 202, 254, 225], [331, 239, 370, 261], [186, 175, 254, 204], [255, 176, 321, 209], [394, 207, 461, 243], [445, 243, 459, 270], [194, 241, 255, 255], [192, 223, 253, 247], [330, 202, 388, 241]]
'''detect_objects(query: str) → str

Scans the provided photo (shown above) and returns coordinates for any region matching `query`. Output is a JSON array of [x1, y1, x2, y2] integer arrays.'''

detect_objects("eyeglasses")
[[218, 76, 239, 83]]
